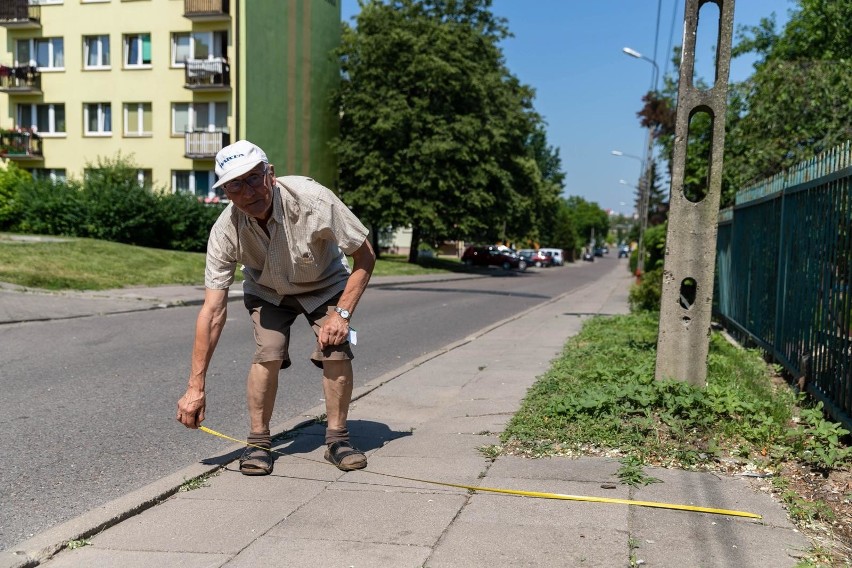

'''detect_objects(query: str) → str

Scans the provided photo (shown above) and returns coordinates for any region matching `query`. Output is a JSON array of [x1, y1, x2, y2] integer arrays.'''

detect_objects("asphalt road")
[[0, 256, 622, 549]]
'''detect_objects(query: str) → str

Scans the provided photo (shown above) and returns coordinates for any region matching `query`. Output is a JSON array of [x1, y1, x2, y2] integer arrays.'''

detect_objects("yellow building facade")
[[0, 0, 341, 198]]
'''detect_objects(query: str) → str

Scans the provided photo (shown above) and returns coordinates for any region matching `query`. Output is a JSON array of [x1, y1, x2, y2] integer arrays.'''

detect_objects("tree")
[[564, 196, 609, 248], [333, 0, 554, 262]]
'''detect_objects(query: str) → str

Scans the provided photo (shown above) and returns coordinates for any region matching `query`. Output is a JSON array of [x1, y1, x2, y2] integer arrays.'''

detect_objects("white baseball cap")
[[213, 140, 269, 188]]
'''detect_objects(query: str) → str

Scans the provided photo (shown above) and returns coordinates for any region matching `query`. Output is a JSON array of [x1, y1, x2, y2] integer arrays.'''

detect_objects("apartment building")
[[0, 0, 341, 199]]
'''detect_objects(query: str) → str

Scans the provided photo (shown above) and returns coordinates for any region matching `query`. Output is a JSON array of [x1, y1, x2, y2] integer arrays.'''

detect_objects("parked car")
[[518, 249, 553, 268], [462, 245, 527, 271], [582, 250, 595, 262], [593, 247, 605, 257], [538, 247, 564, 266], [618, 245, 630, 258]]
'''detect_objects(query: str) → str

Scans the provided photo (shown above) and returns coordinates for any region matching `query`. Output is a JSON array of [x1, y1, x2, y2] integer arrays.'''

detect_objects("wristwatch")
[[334, 307, 351, 321]]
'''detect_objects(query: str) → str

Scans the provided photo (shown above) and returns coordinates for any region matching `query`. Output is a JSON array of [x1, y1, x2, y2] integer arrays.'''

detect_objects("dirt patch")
[[772, 462, 852, 566]]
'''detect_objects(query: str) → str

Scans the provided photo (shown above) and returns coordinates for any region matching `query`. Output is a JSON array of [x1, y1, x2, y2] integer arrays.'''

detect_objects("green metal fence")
[[715, 140, 852, 430]]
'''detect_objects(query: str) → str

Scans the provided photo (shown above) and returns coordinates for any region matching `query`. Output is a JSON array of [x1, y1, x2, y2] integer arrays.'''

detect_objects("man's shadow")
[[201, 420, 411, 466]]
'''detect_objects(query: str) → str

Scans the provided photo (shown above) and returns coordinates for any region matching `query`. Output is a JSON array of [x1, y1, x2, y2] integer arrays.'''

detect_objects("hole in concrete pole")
[[679, 277, 697, 309], [684, 110, 712, 203], [693, 0, 720, 90]]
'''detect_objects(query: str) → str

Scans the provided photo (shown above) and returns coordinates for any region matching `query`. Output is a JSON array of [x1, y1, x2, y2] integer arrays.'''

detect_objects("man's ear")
[[268, 164, 275, 177]]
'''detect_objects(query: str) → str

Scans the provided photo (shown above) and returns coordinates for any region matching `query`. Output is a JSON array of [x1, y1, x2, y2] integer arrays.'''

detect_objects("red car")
[[518, 249, 553, 268]]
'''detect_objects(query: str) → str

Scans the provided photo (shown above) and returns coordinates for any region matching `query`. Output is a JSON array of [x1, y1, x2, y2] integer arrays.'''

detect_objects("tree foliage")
[[647, 0, 852, 207], [332, 0, 562, 261]]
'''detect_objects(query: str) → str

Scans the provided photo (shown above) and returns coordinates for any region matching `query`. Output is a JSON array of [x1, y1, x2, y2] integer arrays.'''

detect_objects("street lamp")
[[621, 47, 660, 276], [611, 150, 644, 166], [622, 46, 659, 92]]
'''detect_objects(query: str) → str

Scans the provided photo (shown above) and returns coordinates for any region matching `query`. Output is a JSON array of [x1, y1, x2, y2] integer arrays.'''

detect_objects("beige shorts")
[[244, 292, 353, 370]]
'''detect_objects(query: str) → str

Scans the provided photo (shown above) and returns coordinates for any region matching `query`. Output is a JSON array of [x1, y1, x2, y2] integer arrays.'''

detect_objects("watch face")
[[337, 308, 350, 319]]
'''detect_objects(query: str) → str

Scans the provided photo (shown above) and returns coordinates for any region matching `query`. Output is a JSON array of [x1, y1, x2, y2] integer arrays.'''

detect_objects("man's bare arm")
[[177, 287, 229, 428]]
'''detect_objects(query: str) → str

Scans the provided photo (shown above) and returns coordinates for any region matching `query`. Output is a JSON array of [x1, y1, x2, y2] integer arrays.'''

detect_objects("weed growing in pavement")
[[617, 455, 661, 487], [478, 445, 501, 460], [66, 539, 91, 550], [178, 470, 220, 492]]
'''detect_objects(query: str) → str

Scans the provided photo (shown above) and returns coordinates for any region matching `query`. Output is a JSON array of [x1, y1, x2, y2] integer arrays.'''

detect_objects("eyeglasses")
[[222, 166, 268, 194]]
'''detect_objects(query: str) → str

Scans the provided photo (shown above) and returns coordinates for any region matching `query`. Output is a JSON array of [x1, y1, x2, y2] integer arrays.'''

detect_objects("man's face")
[[221, 163, 274, 219]]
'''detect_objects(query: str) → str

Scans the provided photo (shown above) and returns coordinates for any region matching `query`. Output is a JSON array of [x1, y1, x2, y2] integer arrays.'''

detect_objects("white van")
[[539, 248, 564, 266]]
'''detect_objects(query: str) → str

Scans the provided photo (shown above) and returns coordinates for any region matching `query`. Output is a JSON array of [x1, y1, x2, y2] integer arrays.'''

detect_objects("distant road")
[[0, 256, 622, 549]]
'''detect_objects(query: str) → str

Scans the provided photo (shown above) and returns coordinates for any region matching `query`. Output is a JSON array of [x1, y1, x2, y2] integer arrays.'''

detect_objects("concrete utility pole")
[[655, 0, 735, 386]]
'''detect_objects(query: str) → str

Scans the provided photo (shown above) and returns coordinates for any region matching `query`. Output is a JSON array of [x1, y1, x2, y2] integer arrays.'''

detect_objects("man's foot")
[[324, 440, 367, 471], [239, 446, 273, 476]]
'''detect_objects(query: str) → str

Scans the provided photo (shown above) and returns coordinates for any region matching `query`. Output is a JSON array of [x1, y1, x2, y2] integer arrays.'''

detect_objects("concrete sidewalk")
[[1, 267, 810, 567]]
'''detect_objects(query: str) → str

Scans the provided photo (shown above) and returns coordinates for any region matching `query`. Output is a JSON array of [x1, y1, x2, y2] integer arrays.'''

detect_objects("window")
[[123, 103, 152, 136], [84, 103, 112, 135], [16, 38, 64, 70], [136, 169, 152, 187], [171, 101, 228, 135], [83, 35, 110, 69], [171, 31, 227, 65], [29, 168, 67, 182], [17, 103, 66, 134], [172, 170, 216, 198], [124, 33, 151, 67]]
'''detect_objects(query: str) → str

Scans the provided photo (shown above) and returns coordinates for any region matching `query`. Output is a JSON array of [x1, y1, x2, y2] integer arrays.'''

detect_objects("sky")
[[340, 0, 795, 216]]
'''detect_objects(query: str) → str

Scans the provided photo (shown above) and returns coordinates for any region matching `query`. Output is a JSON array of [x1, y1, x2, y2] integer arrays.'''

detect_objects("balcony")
[[184, 58, 230, 91], [183, 0, 229, 22], [0, 1, 41, 29], [0, 65, 41, 94], [0, 130, 43, 160], [185, 130, 229, 159]]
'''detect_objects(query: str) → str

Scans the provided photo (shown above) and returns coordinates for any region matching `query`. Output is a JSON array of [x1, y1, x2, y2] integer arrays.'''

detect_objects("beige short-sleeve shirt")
[[205, 175, 369, 312]]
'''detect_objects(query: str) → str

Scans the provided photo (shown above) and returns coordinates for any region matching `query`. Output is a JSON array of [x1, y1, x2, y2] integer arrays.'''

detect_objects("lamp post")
[[612, 150, 647, 273], [622, 46, 659, 276]]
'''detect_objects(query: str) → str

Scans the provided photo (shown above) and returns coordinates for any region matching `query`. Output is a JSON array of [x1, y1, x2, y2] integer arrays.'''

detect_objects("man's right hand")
[[177, 388, 206, 429]]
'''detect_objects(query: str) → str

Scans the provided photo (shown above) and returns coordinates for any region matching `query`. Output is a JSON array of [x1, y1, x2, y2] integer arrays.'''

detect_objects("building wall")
[[0, 0, 340, 194], [241, 0, 340, 188]]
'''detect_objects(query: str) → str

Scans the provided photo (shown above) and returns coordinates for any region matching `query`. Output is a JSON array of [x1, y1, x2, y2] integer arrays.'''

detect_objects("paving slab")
[[429, 484, 630, 568], [89, 498, 291, 554], [334, 454, 488, 493], [268, 490, 468, 547], [630, 510, 809, 568], [222, 535, 431, 568]]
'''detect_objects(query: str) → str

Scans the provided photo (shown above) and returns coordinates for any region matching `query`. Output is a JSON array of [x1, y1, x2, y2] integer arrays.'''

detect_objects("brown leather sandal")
[[324, 440, 367, 471], [239, 446, 273, 476]]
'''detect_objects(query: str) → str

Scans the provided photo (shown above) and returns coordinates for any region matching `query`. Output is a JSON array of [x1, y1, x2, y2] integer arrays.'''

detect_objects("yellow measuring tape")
[[199, 426, 762, 519]]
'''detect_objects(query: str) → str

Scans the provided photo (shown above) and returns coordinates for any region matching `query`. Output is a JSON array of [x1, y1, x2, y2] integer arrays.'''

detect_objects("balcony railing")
[[185, 130, 229, 159], [183, 0, 229, 21], [184, 58, 230, 90], [0, 0, 41, 28], [0, 130, 43, 160], [0, 65, 41, 93]]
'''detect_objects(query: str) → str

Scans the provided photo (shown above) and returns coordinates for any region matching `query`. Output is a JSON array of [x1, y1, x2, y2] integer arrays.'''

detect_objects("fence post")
[[655, 0, 735, 386]]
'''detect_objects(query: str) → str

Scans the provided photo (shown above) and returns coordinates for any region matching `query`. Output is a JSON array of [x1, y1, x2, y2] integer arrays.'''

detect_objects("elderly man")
[[177, 140, 375, 475]]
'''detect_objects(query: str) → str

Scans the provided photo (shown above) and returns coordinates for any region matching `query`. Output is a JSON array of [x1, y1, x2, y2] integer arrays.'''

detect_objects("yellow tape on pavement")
[[199, 425, 762, 520]]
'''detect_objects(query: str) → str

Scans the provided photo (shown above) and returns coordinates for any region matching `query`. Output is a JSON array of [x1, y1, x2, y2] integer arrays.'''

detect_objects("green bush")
[[629, 267, 662, 312], [14, 177, 87, 236], [157, 192, 225, 252], [80, 154, 169, 247], [3, 153, 224, 252], [0, 162, 33, 230]]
